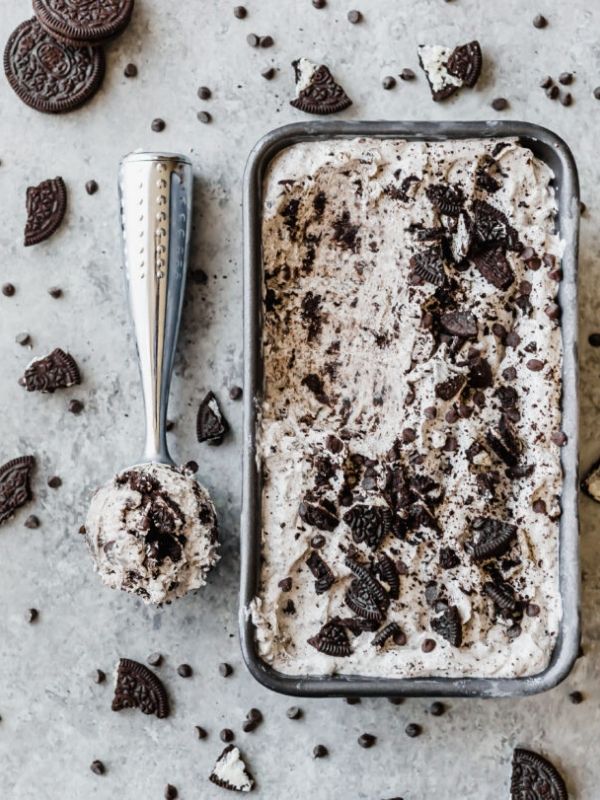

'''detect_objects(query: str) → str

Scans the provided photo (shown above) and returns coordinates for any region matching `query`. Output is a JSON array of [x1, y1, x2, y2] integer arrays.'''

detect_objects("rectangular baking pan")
[[240, 120, 580, 698]]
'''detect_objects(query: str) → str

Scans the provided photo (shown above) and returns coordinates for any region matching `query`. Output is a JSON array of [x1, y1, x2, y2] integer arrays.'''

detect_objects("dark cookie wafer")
[[308, 618, 352, 657], [446, 40, 482, 87], [290, 61, 352, 115], [511, 748, 567, 800], [0, 456, 35, 527], [22, 348, 80, 393], [431, 605, 463, 647], [33, 0, 134, 46], [343, 504, 392, 550], [466, 516, 517, 562], [112, 658, 169, 718], [24, 177, 67, 246], [197, 391, 229, 445], [4, 18, 105, 114]]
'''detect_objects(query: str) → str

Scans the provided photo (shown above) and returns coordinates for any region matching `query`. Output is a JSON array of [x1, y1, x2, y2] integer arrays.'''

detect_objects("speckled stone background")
[[0, 0, 599, 798]]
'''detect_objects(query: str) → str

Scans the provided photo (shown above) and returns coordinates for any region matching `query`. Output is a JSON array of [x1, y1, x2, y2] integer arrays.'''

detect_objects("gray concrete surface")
[[0, 0, 599, 797]]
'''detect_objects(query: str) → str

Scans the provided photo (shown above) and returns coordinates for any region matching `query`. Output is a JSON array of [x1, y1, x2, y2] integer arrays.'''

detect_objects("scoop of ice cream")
[[85, 462, 219, 604]]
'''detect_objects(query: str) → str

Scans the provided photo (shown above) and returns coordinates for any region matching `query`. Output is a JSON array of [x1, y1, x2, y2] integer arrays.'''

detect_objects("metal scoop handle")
[[119, 152, 193, 465]]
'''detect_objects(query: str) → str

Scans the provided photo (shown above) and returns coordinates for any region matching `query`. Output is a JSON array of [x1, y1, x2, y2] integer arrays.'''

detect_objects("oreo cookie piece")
[[4, 18, 105, 114], [417, 40, 482, 101], [24, 177, 67, 246], [197, 391, 229, 445], [209, 745, 255, 793], [472, 247, 514, 290], [435, 373, 466, 401], [299, 498, 339, 531], [343, 504, 392, 550], [306, 550, 335, 594], [372, 622, 405, 648], [471, 200, 521, 252], [33, 0, 134, 46], [375, 553, 400, 599], [431, 605, 462, 647], [511, 748, 567, 800], [290, 58, 352, 115], [112, 658, 170, 719], [426, 183, 465, 217], [344, 557, 389, 620], [466, 516, 517, 561], [307, 618, 352, 657], [409, 245, 448, 287], [0, 456, 35, 527], [439, 311, 478, 338], [22, 348, 80, 393]]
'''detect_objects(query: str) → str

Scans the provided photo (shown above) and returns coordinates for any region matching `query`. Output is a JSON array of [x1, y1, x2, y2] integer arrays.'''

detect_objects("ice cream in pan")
[[85, 153, 219, 604]]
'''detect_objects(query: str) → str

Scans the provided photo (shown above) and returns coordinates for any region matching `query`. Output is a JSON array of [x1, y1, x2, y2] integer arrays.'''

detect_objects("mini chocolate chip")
[[151, 118, 166, 132], [286, 706, 302, 719], [90, 760, 105, 775], [2, 283, 15, 297], [261, 67, 276, 80], [93, 669, 106, 684], [400, 68, 416, 80], [260, 35, 274, 47], [246, 33, 260, 47], [197, 86, 212, 100], [164, 785, 178, 800], [85, 179, 98, 195], [560, 92, 573, 106], [588, 333, 600, 347], [220, 728, 234, 743], [197, 111, 212, 124], [594, 87, 600, 100], [533, 14, 548, 28], [551, 431, 568, 446], [48, 286, 63, 298], [429, 701, 445, 716], [78, 524, 86, 535], [580, 201, 586, 215], [48, 476, 62, 489], [345, 696, 361, 705], [405, 723, 422, 738], [195, 725, 207, 739], [147, 652, 163, 667], [229, 385, 243, 400], [532, 499, 547, 514], [247, 708, 262, 723], [421, 638, 436, 653], [312, 0, 326, 6], [68, 399, 84, 414], [402, 427, 416, 443], [242, 718, 257, 732], [233, 5, 247, 18], [382, 76, 396, 90], [526, 359, 544, 372], [546, 85, 559, 99], [540, 75, 553, 89], [124, 63, 137, 77], [491, 97, 508, 111], [358, 733, 376, 748], [219, 662, 233, 677], [569, 690, 583, 704], [526, 603, 541, 617], [177, 663, 192, 678], [166, 419, 176, 431], [24, 514, 39, 529], [278, 577, 293, 591], [15, 332, 31, 346], [347, 9, 362, 23], [26, 608, 38, 623], [387, 696, 404, 705], [559, 72, 573, 85], [313, 744, 328, 758]]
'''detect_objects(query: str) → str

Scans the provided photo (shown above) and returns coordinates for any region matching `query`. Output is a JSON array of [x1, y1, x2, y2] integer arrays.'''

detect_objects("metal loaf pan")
[[241, 120, 580, 698]]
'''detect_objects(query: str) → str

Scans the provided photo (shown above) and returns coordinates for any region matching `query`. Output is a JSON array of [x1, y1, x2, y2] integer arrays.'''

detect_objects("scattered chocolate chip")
[[312, 0, 326, 6], [358, 733, 376, 749], [124, 63, 137, 77], [48, 286, 63, 298], [151, 118, 166, 132], [15, 332, 31, 346], [382, 75, 396, 90], [90, 760, 105, 775], [588, 333, 600, 347], [558, 72, 573, 85], [242, 718, 258, 733], [197, 86, 212, 99], [400, 68, 416, 81], [347, 9, 362, 23], [2, 283, 15, 297], [560, 92, 573, 106], [387, 696, 404, 705], [405, 723, 422, 738], [147, 652, 163, 667], [26, 608, 38, 623], [546, 84, 559, 99], [197, 111, 212, 124], [594, 87, 600, 100], [93, 669, 106, 684], [313, 744, 328, 758], [177, 664, 192, 678], [287, 706, 302, 719], [491, 97, 508, 110], [85, 179, 98, 195], [247, 708, 262, 724], [533, 14, 548, 28], [220, 728, 234, 743], [261, 67, 276, 80], [47, 476, 62, 489], [190, 268, 208, 285], [219, 662, 233, 677], [233, 5, 247, 18], [183, 460, 199, 475], [246, 33, 259, 47], [429, 701, 446, 716], [67, 399, 84, 415], [165, 419, 176, 432], [526, 359, 544, 372], [195, 725, 207, 739], [24, 514, 40, 529], [421, 638, 436, 653], [112, 658, 170, 719], [551, 431, 568, 446], [164, 785, 178, 800], [78, 524, 86, 535], [260, 35, 274, 47], [569, 690, 583, 704], [345, 696, 361, 705], [540, 75, 553, 89]]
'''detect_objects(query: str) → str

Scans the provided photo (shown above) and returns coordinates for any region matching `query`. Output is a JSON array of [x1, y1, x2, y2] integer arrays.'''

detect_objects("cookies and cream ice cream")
[[86, 462, 219, 604], [251, 137, 564, 678]]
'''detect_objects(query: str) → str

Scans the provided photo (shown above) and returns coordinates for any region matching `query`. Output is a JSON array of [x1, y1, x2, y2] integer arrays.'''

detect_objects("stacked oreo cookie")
[[4, 0, 135, 113]]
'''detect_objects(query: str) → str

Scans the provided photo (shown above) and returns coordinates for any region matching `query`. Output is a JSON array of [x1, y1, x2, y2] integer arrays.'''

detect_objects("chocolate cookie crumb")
[[147, 652, 162, 667], [287, 706, 302, 719]]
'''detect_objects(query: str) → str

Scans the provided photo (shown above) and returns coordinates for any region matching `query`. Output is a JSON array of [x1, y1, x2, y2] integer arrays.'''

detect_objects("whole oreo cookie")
[[32, 0, 134, 46], [4, 18, 105, 114]]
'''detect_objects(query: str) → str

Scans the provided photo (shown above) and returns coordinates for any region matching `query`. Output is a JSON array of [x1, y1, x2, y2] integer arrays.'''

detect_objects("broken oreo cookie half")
[[209, 745, 254, 792], [22, 348, 81, 393], [24, 177, 67, 246], [510, 748, 567, 800], [197, 391, 229, 445], [0, 455, 35, 527], [290, 58, 352, 115], [111, 658, 170, 719], [417, 40, 482, 101]]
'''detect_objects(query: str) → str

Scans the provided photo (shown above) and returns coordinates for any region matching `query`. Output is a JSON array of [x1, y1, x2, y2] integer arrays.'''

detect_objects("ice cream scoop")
[[85, 152, 219, 604]]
